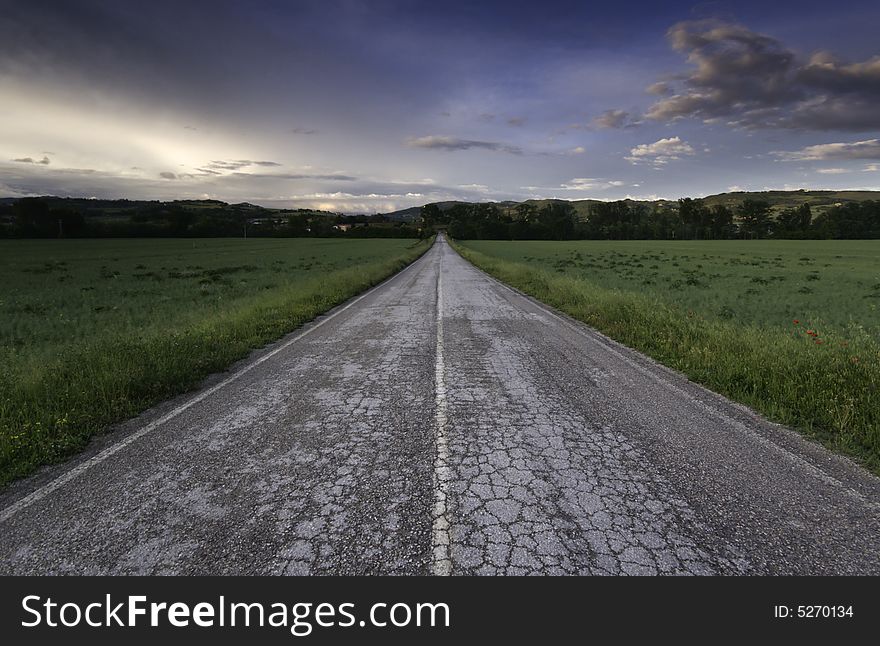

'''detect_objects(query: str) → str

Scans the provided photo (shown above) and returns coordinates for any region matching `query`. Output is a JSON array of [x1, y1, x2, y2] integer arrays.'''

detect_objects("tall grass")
[[0, 239, 432, 485], [452, 241, 880, 474]]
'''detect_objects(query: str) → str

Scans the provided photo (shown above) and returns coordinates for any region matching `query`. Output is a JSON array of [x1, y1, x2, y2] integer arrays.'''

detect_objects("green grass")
[[452, 239, 880, 474], [0, 237, 432, 485]]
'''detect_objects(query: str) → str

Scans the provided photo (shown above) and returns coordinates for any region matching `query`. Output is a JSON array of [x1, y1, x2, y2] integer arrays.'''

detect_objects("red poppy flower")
[[793, 319, 799, 325]]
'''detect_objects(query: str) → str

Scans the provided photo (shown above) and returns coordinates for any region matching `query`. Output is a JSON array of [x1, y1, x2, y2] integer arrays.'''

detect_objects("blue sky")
[[2, 0, 880, 212]]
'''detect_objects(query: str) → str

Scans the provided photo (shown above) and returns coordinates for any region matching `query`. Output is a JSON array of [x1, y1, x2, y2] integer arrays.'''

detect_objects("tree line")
[[421, 198, 880, 240], [0, 198, 421, 239], [3, 195, 880, 240]]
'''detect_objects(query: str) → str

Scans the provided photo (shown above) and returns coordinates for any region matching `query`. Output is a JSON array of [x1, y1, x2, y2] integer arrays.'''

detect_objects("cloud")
[[159, 171, 177, 180], [625, 136, 695, 165], [561, 178, 624, 190], [457, 183, 490, 192], [815, 168, 848, 174], [230, 172, 357, 181], [12, 156, 51, 165], [642, 19, 880, 131], [291, 127, 317, 135], [507, 117, 526, 127], [206, 159, 282, 171], [646, 82, 672, 96], [406, 135, 522, 154], [773, 139, 880, 161], [520, 178, 625, 192], [865, 164, 880, 172], [478, 113, 495, 122], [592, 109, 631, 129], [568, 146, 586, 155]]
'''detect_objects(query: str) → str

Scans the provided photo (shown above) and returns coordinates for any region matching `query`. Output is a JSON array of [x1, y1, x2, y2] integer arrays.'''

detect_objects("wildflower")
[[814, 339, 823, 345], [851, 356, 859, 364], [793, 319, 799, 325]]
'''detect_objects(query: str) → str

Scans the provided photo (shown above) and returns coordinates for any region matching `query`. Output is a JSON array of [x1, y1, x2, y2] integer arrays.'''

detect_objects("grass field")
[[0, 237, 431, 485], [453, 239, 880, 473]]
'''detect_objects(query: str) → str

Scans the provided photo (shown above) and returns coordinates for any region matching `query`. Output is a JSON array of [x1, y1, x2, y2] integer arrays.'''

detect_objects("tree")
[[776, 203, 811, 237], [537, 203, 575, 240], [13, 198, 54, 237], [420, 203, 441, 228], [738, 199, 772, 238], [286, 213, 310, 236], [50, 208, 86, 237], [710, 205, 735, 239]]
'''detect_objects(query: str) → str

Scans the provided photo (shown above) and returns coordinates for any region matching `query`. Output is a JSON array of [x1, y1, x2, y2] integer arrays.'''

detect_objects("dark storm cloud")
[[0, 165, 148, 200], [406, 136, 522, 155], [4, 1, 879, 207], [643, 19, 880, 131], [13, 156, 51, 165], [159, 172, 177, 180]]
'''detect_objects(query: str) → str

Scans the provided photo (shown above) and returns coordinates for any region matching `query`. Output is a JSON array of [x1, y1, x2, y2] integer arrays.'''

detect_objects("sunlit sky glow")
[[2, 0, 880, 212]]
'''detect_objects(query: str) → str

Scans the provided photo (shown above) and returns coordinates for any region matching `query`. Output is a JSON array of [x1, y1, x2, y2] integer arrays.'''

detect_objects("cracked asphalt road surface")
[[2, 235, 879, 575]]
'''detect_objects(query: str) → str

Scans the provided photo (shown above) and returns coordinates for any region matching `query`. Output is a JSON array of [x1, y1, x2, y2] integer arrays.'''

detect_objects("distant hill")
[[384, 201, 473, 221], [0, 197, 364, 238], [699, 190, 880, 216], [0, 196, 337, 218], [382, 190, 880, 221]]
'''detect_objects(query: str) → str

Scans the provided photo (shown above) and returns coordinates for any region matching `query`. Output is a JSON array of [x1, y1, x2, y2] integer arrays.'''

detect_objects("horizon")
[[3, 0, 880, 212], [7, 187, 880, 216]]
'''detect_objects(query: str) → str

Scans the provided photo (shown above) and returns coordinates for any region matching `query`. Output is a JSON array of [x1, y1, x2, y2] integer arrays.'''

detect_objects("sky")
[[2, 0, 880, 213]]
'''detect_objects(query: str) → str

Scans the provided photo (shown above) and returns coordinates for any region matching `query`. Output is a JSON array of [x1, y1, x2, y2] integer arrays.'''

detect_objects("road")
[[1, 234, 879, 575]]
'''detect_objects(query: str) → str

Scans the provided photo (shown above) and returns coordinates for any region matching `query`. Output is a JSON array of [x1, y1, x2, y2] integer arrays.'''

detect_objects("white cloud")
[[774, 139, 880, 161], [457, 183, 490, 192], [625, 136, 696, 165], [562, 178, 624, 190], [815, 167, 848, 174], [520, 178, 625, 193]]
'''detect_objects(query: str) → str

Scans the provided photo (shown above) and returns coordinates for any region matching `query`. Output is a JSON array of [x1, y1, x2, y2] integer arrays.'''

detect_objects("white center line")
[[431, 240, 453, 576]]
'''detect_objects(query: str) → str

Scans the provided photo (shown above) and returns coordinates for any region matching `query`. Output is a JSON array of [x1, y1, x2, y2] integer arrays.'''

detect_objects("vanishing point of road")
[[1, 235, 879, 575]]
